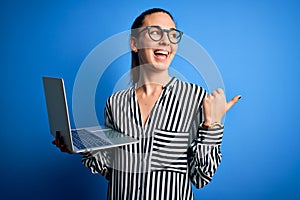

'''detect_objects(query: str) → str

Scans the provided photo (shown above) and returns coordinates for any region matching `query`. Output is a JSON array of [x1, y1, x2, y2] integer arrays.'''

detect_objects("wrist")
[[201, 121, 223, 129]]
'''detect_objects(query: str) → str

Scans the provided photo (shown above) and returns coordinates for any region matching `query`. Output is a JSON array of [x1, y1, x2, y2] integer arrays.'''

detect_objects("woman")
[[54, 8, 240, 200]]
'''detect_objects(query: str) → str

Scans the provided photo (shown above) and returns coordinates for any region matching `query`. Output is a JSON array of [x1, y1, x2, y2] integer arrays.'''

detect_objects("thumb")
[[225, 95, 242, 112]]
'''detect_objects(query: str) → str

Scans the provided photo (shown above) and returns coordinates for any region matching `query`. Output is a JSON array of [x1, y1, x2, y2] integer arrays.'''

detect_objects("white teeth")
[[155, 50, 169, 55]]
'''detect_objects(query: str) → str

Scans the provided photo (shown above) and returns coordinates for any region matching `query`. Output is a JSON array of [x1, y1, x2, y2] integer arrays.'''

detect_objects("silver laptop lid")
[[42, 77, 74, 152]]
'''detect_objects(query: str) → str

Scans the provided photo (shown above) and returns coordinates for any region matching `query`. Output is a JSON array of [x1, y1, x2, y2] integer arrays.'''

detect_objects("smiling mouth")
[[154, 49, 169, 60]]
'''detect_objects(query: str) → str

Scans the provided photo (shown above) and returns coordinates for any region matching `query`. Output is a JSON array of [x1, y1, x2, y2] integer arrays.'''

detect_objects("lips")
[[154, 49, 169, 60]]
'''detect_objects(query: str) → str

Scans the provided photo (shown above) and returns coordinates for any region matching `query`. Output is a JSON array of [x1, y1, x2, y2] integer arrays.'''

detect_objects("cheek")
[[172, 44, 178, 53], [137, 34, 156, 50], [138, 48, 153, 63], [169, 45, 177, 59]]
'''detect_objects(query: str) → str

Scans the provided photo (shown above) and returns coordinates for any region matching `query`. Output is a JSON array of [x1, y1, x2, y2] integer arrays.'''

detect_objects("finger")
[[60, 145, 68, 152], [55, 132, 65, 147], [55, 131, 61, 140], [211, 88, 224, 96], [210, 89, 224, 101], [210, 90, 218, 97], [52, 138, 61, 147], [216, 88, 224, 94], [225, 95, 242, 112], [55, 137, 61, 147], [61, 145, 74, 154], [202, 96, 212, 124]]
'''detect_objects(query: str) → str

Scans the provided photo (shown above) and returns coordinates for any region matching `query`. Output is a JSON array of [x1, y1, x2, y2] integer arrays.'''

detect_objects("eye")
[[150, 30, 161, 36], [170, 33, 177, 38], [169, 31, 178, 39]]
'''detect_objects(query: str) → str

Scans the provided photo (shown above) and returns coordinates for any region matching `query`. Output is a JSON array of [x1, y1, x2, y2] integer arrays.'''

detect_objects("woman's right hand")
[[52, 132, 74, 154]]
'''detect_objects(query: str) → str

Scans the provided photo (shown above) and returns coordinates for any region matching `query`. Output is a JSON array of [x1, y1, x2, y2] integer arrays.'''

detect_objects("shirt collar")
[[162, 76, 177, 91]]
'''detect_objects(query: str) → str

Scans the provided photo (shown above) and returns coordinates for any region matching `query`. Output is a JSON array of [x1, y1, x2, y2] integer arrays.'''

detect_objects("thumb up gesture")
[[202, 88, 241, 128]]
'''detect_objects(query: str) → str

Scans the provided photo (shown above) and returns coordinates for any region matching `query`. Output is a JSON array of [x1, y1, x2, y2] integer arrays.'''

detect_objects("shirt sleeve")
[[187, 125, 223, 188], [81, 150, 112, 180], [81, 99, 114, 180]]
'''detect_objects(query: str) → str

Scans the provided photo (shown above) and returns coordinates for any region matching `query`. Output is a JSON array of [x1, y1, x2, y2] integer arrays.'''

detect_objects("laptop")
[[42, 76, 138, 153]]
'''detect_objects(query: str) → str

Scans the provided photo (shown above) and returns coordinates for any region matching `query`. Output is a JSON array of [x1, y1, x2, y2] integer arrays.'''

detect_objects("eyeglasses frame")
[[137, 25, 183, 44]]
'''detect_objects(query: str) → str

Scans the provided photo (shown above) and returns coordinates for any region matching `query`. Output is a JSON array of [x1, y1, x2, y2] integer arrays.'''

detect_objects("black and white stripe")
[[82, 77, 223, 200]]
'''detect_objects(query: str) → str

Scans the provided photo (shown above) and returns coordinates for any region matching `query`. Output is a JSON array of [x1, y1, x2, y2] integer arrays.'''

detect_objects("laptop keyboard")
[[71, 129, 112, 150]]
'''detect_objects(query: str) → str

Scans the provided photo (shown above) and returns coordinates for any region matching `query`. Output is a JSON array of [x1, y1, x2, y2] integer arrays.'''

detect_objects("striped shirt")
[[82, 77, 223, 200]]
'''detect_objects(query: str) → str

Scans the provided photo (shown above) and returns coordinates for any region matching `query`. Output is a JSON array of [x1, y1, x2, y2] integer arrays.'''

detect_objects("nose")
[[159, 31, 170, 45]]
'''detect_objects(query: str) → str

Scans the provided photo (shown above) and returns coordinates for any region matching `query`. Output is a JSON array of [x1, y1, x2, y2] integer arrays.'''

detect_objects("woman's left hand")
[[202, 88, 241, 127]]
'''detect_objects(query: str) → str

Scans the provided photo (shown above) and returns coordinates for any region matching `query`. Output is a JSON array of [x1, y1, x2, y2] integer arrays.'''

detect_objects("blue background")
[[1, 0, 300, 199]]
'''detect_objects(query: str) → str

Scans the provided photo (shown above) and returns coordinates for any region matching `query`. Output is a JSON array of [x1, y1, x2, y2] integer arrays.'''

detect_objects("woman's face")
[[133, 12, 178, 71]]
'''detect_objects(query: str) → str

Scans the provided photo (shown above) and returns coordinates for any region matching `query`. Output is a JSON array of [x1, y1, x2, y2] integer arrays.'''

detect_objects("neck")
[[136, 66, 171, 89]]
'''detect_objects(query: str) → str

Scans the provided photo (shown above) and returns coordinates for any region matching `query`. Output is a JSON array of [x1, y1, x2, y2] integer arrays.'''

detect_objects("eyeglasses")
[[138, 26, 183, 44]]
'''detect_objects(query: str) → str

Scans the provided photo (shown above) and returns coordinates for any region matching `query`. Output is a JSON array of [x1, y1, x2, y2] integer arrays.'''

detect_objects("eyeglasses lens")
[[148, 26, 182, 44]]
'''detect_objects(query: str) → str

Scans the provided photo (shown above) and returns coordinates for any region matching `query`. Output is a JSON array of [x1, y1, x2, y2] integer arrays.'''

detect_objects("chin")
[[153, 63, 170, 71]]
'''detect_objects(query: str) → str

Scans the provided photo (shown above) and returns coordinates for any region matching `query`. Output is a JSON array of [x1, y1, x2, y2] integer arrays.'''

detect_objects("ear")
[[130, 37, 138, 53]]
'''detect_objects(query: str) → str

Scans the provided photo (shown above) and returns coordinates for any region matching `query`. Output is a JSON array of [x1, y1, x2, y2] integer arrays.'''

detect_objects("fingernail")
[[238, 96, 242, 100]]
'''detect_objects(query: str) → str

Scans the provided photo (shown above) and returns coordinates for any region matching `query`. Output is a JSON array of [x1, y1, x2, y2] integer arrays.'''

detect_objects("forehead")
[[143, 12, 176, 28]]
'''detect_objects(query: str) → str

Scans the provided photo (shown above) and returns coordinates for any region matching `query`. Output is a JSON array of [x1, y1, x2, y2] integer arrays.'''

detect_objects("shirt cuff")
[[197, 126, 224, 145]]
